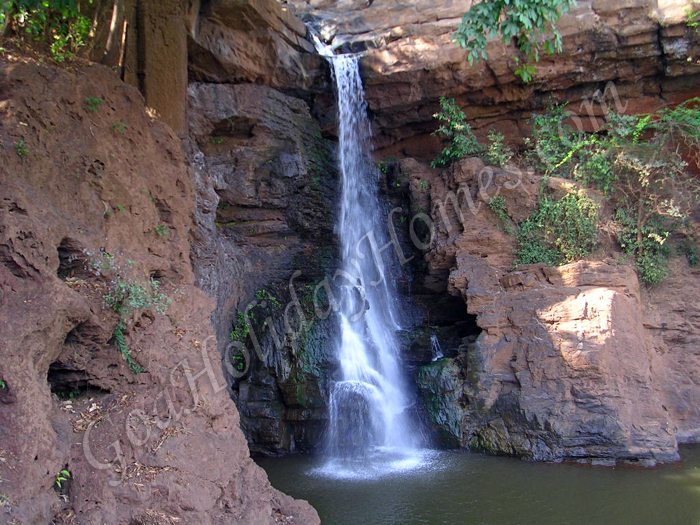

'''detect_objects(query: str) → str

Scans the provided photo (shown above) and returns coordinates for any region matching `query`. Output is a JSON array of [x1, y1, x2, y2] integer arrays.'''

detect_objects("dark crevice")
[[57, 238, 90, 280], [47, 361, 110, 398]]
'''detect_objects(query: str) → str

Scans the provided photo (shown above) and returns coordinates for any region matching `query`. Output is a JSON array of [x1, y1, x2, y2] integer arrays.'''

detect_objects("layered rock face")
[[285, 0, 700, 155], [184, 0, 343, 455], [399, 157, 698, 463], [276, 0, 700, 465], [187, 81, 339, 454], [0, 53, 318, 524]]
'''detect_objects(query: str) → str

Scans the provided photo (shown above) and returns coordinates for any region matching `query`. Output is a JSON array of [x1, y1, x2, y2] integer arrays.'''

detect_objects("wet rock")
[[187, 80, 339, 454]]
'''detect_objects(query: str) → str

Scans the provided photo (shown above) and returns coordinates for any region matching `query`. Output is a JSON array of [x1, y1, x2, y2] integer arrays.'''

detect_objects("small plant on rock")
[[112, 121, 128, 133], [155, 224, 169, 238], [430, 97, 484, 168], [55, 469, 70, 489], [84, 97, 104, 113], [483, 130, 514, 167], [14, 140, 29, 157], [488, 195, 513, 234], [96, 252, 171, 373]]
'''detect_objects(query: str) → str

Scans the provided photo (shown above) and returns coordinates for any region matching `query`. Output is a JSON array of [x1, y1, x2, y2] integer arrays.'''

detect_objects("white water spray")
[[430, 335, 444, 362], [312, 37, 425, 476]]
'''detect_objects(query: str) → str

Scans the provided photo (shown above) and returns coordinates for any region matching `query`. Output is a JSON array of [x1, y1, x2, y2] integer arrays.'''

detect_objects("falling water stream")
[[313, 38, 426, 478]]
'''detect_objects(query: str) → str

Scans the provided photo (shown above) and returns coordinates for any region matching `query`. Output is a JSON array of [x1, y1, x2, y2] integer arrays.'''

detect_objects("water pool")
[[257, 446, 700, 524]]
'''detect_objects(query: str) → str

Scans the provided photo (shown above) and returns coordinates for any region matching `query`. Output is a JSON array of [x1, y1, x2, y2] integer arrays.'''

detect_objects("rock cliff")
[[285, 0, 700, 155], [0, 51, 318, 524], [399, 157, 699, 464], [2, 1, 700, 523]]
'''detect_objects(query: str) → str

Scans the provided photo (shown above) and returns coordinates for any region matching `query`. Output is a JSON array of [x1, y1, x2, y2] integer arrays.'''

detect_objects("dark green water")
[[257, 447, 700, 525]]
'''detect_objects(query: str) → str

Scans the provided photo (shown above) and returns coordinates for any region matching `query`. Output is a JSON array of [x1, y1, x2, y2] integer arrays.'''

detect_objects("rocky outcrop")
[[188, 0, 328, 96], [399, 156, 699, 464], [285, 0, 700, 155], [187, 80, 339, 454], [0, 53, 318, 524]]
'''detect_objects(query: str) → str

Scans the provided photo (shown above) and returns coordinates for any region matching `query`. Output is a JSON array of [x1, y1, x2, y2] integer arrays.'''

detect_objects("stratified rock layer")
[[401, 156, 699, 464], [188, 81, 339, 454], [285, 0, 700, 155]]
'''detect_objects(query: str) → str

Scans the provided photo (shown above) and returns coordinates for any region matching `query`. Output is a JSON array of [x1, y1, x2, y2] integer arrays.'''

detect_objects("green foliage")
[[111, 319, 142, 374], [483, 130, 514, 167], [97, 252, 170, 373], [687, 4, 700, 31], [524, 103, 580, 174], [83, 96, 103, 113], [2, 0, 92, 61], [230, 310, 250, 342], [679, 237, 699, 267], [210, 137, 224, 145], [14, 139, 29, 157], [571, 143, 615, 194], [614, 208, 671, 285], [376, 157, 397, 175], [430, 97, 483, 168], [55, 469, 70, 489], [516, 189, 599, 266], [112, 121, 128, 133], [232, 349, 246, 372], [229, 288, 282, 374], [419, 180, 428, 191], [104, 275, 170, 316], [453, 0, 576, 82], [521, 98, 700, 284], [155, 224, 169, 238], [514, 62, 536, 83], [255, 289, 281, 308], [488, 195, 513, 234], [0, 380, 5, 389]]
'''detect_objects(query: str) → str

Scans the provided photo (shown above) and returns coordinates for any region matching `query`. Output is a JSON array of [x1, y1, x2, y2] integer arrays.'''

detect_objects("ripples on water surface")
[[258, 446, 700, 525]]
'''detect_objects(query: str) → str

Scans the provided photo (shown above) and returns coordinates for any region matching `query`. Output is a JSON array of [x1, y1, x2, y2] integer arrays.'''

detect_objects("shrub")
[[452, 0, 576, 82], [524, 103, 582, 175], [430, 97, 483, 168], [614, 208, 671, 286], [488, 195, 513, 234], [483, 130, 514, 167], [678, 237, 699, 267], [96, 252, 171, 373], [522, 99, 700, 284], [515, 188, 599, 266], [2, 0, 92, 62], [104, 276, 170, 316]]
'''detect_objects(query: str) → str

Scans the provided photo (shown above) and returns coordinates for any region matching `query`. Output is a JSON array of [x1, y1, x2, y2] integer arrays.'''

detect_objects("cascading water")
[[430, 335, 444, 362], [312, 37, 427, 477]]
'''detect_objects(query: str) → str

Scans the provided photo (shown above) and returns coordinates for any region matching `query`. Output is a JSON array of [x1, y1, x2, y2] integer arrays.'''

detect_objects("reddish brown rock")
[[284, 0, 700, 154], [189, 0, 328, 94], [0, 52, 318, 524], [402, 156, 699, 464]]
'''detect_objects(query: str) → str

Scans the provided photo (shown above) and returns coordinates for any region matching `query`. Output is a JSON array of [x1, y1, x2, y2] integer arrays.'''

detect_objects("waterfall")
[[312, 37, 426, 477], [430, 335, 444, 362]]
